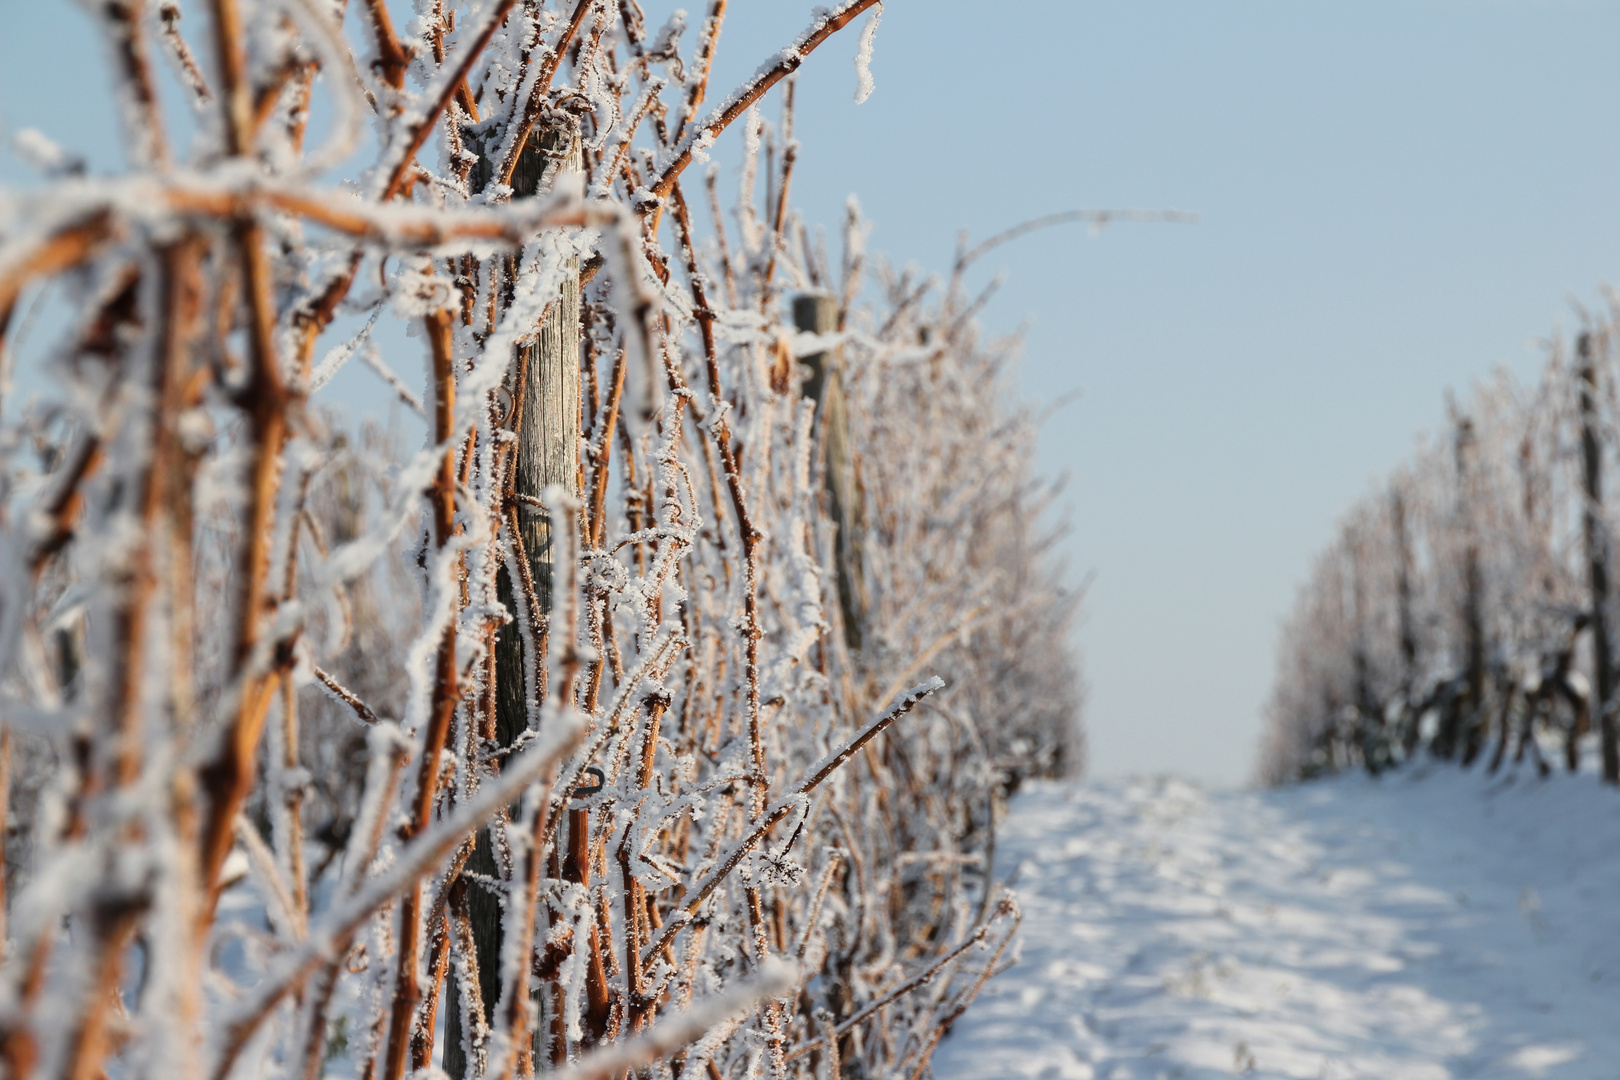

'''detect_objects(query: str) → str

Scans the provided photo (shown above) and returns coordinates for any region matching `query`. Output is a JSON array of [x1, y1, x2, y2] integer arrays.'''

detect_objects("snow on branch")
[[648, 0, 882, 204], [0, 5, 1083, 1078]]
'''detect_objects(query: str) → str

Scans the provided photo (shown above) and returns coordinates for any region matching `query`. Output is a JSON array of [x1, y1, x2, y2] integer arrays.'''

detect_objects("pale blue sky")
[[6, 2, 1620, 784]]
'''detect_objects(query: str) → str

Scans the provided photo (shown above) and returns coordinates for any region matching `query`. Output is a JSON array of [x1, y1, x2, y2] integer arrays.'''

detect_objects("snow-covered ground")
[[934, 767, 1620, 1080]]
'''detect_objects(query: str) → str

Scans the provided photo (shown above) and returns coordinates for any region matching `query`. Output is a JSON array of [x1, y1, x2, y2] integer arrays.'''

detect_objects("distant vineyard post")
[[1458, 414, 1488, 765], [1430, 412, 1484, 761], [795, 292, 865, 651], [1391, 485, 1421, 757], [1577, 332, 1618, 783], [1348, 528, 1384, 772]]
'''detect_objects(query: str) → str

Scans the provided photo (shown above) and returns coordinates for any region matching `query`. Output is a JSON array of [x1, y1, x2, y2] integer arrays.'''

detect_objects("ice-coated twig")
[[648, 0, 882, 205], [954, 208, 1198, 273], [782, 894, 1017, 1061], [210, 709, 587, 1079], [551, 960, 799, 1080], [312, 667, 382, 725], [641, 678, 943, 966]]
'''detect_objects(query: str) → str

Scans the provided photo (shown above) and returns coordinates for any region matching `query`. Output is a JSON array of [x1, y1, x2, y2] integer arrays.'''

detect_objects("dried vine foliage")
[[0, 2, 1081, 1079], [1261, 295, 1620, 787]]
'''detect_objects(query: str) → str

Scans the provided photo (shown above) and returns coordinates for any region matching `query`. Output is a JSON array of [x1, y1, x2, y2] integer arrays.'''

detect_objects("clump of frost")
[[853, 8, 881, 104], [12, 129, 82, 177]]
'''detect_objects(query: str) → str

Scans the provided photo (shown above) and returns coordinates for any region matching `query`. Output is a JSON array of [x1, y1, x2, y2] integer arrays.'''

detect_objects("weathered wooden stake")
[[1434, 413, 1485, 761], [1391, 485, 1420, 756], [448, 127, 581, 1079], [1578, 333, 1618, 783], [794, 293, 865, 653], [1460, 418, 1488, 765], [1347, 530, 1384, 773]]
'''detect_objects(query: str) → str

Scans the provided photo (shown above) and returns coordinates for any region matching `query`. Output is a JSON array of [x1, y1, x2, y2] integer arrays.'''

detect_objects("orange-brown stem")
[[381, 308, 460, 1080]]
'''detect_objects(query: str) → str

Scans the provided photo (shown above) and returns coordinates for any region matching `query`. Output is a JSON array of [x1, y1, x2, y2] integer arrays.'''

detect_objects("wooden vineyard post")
[[1347, 528, 1384, 773], [1459, 416, 1487, 765], [448, 128, 582, 1078], [1578, 332, 1618, 783], [1391, 485, 1420, 757], [1434, 412, 1485, 761], [794, 293, 866, 653]]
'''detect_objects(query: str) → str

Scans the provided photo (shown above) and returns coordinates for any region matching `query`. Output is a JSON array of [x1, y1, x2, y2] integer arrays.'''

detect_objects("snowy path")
[[933, 769, 1620, 1080]]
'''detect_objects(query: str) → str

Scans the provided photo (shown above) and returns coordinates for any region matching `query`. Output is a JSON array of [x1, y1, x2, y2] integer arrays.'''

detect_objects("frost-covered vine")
[[0, 3, 1081, 1079], [1262, 295, 1620, 787]]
